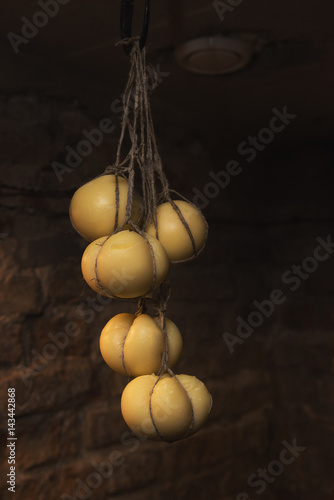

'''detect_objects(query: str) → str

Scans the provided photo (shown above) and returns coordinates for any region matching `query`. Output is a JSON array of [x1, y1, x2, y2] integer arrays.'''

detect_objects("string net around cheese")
[[81, 229, 169, 299]]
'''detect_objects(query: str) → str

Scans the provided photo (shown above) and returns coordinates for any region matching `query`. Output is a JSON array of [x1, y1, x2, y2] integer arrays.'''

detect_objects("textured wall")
[[0, 49, 334, 500]]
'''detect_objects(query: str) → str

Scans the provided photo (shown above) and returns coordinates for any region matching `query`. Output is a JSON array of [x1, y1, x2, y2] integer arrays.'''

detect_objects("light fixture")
[[174, 35, 254, 75]]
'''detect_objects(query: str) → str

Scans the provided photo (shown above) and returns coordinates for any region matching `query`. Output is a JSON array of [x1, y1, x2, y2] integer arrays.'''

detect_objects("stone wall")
[[0, 48, 334, 500]]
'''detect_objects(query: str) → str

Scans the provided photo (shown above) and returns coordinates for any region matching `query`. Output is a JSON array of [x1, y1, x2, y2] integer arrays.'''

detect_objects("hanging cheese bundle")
[[70, 33, 212, 442]]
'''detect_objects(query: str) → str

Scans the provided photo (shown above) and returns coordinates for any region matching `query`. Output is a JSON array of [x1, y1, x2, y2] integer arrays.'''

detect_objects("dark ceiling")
[[1, 0, 334, 150]]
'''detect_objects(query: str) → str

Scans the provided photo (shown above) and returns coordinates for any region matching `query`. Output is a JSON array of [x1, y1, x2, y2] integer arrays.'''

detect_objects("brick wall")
[[0, 54, 334, 500]]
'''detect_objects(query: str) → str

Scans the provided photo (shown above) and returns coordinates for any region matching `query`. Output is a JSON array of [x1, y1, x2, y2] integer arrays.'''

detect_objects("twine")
[[103, 39, 206, 254], [103, 40, 160, 231], [144, 284, 195, 442], [93, 228, 158, 301], [153, 283, 171, 376], [148, 369, 195, 443], [99, 41, 160, 298]]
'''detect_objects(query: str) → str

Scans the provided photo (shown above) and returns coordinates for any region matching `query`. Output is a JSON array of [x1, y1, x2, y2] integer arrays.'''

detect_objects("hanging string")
[[143, 283, 195, 442], [103, 39, 207, 264], [104, 40, 159, 231], [152, 283, 171, 376]]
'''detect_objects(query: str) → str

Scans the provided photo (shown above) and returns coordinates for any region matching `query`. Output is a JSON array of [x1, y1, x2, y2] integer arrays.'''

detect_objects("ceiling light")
[[174, 36, 254, 75]]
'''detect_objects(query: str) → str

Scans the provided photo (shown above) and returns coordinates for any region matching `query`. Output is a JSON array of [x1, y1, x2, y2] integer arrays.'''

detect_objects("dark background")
[[1, 1, 334, 499]]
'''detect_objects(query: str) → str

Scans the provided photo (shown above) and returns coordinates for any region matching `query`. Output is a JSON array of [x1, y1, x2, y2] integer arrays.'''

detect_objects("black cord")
[[120, 0, 150, 55]]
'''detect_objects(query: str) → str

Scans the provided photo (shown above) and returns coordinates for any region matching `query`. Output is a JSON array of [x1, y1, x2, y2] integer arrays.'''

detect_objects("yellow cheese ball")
[[96, 230, 169, 299], [70, 174, 141, 241], [121, 373, 212, 441], [81, 236, 109, 296], [99, 313, 183, 376], [146, 200, 207, 262]]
